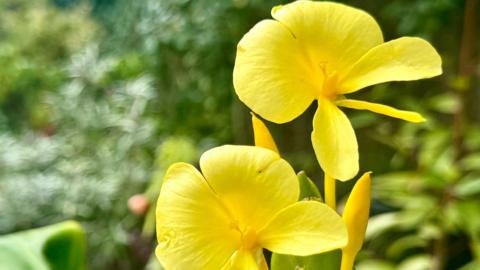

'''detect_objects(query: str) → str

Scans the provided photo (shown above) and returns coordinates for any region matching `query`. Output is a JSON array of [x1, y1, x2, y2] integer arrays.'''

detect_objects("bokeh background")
[[0, 0, 479, 269]]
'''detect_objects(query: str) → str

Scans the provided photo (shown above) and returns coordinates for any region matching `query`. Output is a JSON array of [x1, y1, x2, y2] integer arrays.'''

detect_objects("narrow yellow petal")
[[341, 172, 372, 270], [233, 19, 315, 123], [251, 113, 279, 154], [336, 99, 426, 123], [258, 201, 347, 256], [200, 145, 299, 231], [271, 1, 383, 75], [156, 163, 240, 269], [339, 37, 442, 94], [312, 99, 359, 181]]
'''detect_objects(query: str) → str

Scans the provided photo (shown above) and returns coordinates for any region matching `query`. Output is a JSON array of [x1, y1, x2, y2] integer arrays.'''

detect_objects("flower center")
[[317, 63, 339, 100], [241, 227, 257, 250], [230, 221, 258, 250]]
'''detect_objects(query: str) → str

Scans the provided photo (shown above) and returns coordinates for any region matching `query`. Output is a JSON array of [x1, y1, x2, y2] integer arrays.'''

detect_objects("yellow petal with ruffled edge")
[[200, 145, 299, 231], [258, 201, 347, 256], [341, 172, 372, 270], [271, 1, 383, 76], [251, 113, 279, 153], [339, 37, 442, 94], [337, 99, 426, 123], [312, 99, 359, 181], [155, 163, 240, 269], [233, 19, 315, 123]]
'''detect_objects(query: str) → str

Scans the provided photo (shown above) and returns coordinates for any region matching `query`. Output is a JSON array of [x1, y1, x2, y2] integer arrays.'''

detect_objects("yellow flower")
[[156, 145, 347, 269], [233, 1, 442, 181], [341, 172, 371, 270]]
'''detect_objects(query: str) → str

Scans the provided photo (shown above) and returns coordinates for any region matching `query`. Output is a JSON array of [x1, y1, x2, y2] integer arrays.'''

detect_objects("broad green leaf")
[[385, 235, 426, 258], [271, 250, 341, 270], [454, 177, 480, 198], [427, 93, 459, 114], [365, 213, 400, 240], [355, 259, 395, 270], [0, 221, 86, 270], [397, 255, 431, 270], [297, 171, 322, 202], [460, 153, 480, 171], [458, 261, 480, 270]]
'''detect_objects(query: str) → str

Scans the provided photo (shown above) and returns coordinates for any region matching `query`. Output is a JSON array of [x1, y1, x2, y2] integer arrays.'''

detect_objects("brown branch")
[[453, 0, 478, 162]]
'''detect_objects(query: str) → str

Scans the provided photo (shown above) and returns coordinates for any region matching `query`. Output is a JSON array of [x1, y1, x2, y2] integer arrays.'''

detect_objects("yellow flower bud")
[[341, 172, 372, 270], [251, 113, 279, 153]]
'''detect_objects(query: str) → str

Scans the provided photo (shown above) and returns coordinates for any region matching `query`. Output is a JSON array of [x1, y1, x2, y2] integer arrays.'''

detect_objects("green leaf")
[[427, 93, 459, 114], [0, 221, 86, 270], [271, 250, 341, 270], [460, 153, 480, 171], [397, 255, 431, 270], [454, 177, 480, 197], [355, 259, 395, 270], [297, 171, 322, 202]]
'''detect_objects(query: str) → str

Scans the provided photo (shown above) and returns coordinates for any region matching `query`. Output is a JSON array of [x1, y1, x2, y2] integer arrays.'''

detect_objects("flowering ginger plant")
[[155, 1, 442, 269]]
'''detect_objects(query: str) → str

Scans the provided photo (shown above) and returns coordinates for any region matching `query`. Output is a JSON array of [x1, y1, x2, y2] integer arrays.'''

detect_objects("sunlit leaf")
[[297, 171, 322, 202], [271, 250, 341, 270], [454, 177, 480, 198]]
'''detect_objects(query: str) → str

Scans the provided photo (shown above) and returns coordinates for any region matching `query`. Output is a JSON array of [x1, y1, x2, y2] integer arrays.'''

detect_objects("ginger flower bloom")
[[155, 145, 347, 269], [233, 1, 442, 181]]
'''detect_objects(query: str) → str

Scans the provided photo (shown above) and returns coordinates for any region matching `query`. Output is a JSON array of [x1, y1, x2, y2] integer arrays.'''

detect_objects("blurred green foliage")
[[0, 0, 478, 269], [0, 0, 97, 130]]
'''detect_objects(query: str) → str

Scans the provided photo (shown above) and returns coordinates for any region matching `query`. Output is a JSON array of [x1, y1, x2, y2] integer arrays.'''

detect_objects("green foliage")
[[0, 0, 97, 130], [0, 221, 86, 270], [359, 90, 480, 268], [271, 250, 342, 270], [0, 45, 159, 269]]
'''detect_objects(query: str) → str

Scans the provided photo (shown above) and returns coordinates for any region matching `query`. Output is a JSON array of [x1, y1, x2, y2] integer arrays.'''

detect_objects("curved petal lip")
[[311, 100, 359, 181]]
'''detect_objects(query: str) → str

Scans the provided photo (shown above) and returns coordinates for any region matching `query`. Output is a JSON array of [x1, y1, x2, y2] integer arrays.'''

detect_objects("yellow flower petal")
[[271, 1, 383, 76], [339, 37, 442, 94], [258, 201, 347, 256], [312, 99, 358, 181], [336, 99, 426, 123], [200, 145, 299, 231], [341, 172, 372, 270], [221, 248, 268, 270], [251, 113, 279, 153], [233, 19, 315, 123], [156, 163, 240, 269]]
